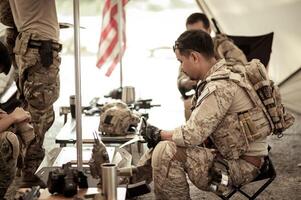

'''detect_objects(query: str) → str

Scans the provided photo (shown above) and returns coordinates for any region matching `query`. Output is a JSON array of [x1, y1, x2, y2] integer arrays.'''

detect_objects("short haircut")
[[186, 13, 210, 30], [174, 30, 214, 59]]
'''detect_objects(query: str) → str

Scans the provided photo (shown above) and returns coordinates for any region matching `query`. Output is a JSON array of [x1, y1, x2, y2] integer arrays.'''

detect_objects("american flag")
[[96, 0, 128, 77]]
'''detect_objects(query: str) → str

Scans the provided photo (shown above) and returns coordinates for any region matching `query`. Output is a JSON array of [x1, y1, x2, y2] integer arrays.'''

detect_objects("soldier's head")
[[186, 13, 211, 34], [173, 30, 216, 81], [0, 40, 11, 75]]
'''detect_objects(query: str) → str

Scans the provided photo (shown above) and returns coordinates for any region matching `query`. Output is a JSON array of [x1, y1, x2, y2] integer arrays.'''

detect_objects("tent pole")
[[118, 0, 123, 88], [73, 0, 83, 170], [195, 0, 223, 33]]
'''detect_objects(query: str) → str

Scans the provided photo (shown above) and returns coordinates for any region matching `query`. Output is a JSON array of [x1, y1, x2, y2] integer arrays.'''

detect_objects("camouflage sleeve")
[[214, 34, 248, 65], [172, 80, 238, 146]]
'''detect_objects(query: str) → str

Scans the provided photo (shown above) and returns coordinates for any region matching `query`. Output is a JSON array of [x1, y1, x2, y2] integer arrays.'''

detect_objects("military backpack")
[[229, 59, 295, 138]]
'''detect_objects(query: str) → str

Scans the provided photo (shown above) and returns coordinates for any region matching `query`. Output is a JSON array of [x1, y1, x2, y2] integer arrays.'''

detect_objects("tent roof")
[[196, 0, 301, 113]]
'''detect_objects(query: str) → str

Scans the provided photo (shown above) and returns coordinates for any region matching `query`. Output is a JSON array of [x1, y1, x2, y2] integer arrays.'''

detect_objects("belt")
[[28, 39, 62, 52], [241, 155, 263, 168]]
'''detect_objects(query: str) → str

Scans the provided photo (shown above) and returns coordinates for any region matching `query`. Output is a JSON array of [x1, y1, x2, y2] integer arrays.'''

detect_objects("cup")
[[70, 95, 76, 118], [122, 86, 135, 104], [101, 163, 117, 200]]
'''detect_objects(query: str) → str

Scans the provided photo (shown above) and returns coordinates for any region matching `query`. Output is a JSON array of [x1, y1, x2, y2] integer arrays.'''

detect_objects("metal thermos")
[[101, 163, 117, 200], [121, 86, 135, 104]]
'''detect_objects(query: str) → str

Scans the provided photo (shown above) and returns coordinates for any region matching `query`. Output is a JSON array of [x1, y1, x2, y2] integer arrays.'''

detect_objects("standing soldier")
[[5, 0, 62, 187], [142, 30, 272, 199], [178, 13, 247, 120]]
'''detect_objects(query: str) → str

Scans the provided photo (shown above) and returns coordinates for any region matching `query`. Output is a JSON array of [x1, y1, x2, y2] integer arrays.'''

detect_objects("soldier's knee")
[[152, 141, 176, 169], [4, 131, 19, 160], [0, 131, 20, 160]]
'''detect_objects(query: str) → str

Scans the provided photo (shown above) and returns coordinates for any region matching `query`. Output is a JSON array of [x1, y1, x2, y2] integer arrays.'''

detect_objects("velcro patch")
[[196, 85, 217, 106]]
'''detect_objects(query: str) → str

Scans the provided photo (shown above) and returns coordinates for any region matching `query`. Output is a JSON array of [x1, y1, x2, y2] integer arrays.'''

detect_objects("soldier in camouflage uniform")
[[3, 0, 62, 186], [142, 30, 271, 199], [0, 107, 32, 199], [178, 13, 247, 120]]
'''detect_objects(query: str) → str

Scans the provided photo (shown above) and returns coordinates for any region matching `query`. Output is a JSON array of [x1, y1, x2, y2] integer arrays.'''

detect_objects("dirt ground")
[[137, 112, 301, 200]]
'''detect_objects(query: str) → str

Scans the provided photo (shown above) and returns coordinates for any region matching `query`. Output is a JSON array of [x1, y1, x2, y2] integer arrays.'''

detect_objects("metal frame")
[[218, 156, 276, 200]]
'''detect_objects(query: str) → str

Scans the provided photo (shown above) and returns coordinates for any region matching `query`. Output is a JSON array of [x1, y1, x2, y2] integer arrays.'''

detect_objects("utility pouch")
[[14, 32, 31, 55], [209, 157, 232, 195], [39, 40, 53, 68]]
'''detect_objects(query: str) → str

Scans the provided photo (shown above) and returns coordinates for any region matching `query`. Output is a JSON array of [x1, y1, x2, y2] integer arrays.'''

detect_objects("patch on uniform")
[[196, 85, 217, 106]]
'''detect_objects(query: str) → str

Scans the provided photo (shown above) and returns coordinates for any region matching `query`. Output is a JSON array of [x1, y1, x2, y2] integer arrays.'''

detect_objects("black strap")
[[28, 39, 62, 52]]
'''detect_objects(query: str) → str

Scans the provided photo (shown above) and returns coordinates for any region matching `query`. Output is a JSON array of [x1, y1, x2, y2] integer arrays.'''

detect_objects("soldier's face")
[[175, 49, 201, 80], [186, 21, 211, 34]]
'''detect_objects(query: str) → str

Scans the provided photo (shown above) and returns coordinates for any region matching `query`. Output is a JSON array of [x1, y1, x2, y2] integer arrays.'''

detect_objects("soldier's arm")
[[218, 40, 247, 65], [0, 107, 31, 132], [215, 34, 247, 65], [166, 81, 238, 147]]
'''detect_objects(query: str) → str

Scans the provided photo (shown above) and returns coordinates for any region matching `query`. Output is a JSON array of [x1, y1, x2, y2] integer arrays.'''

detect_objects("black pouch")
[[39, 40, 53, 68]]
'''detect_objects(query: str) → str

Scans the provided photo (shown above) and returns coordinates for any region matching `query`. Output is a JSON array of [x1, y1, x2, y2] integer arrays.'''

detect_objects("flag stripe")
[[96, 0, 128, 76], [105, 53, 120, 76]]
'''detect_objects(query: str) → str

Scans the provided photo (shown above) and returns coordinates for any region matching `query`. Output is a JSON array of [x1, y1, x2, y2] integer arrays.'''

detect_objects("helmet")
[[99, 105, 140, 136], [100, 100, 128, 115]]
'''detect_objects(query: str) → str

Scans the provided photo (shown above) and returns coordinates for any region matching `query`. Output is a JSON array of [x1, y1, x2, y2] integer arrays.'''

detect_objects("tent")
[[196, 0, 301, 114]]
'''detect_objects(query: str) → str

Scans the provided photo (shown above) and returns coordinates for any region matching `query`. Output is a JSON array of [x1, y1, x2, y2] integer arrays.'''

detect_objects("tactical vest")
[[230, 59, 295, 137], [194, 60, 294, 159]]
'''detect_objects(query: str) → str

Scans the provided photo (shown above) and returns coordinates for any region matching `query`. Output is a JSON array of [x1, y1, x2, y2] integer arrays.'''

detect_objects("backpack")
[[232, 59, 295, 137]]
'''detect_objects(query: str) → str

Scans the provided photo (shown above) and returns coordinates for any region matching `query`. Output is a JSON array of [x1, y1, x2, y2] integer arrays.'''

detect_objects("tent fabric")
[[196, 0, 301, 114], [228, 32, 274, 67], [278, 67, 301, 114]]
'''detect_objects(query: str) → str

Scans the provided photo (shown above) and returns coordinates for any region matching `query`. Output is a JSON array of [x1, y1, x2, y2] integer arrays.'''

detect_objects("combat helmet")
[[100, 100, 128, 115], [99, 104, 140, 136]]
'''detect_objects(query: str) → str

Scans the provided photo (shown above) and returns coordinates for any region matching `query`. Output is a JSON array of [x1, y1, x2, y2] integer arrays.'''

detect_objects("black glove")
[[141, 124, 161, 149]]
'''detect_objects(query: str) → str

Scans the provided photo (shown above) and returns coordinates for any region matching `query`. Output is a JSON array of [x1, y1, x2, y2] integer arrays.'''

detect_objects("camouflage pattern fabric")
[[213, 34, 247, 65], [99, 104, 140, 136], [0, 131, 19, 199], [14, 31, 61, 179], [177, 34, 248, 120], [0, 0, 15, 27], [152, 141, 259, 200], [151, 60, 265, 199]]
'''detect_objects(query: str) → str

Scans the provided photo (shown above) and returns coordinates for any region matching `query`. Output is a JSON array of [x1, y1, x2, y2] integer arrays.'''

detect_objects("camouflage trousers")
[[152, 141, 259, 200], [14, 31, 61, 178], [0, 131, 19, 199]]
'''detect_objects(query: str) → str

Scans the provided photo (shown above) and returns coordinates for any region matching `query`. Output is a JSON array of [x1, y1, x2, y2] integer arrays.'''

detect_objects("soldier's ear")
[[190, 51, 199, 64]]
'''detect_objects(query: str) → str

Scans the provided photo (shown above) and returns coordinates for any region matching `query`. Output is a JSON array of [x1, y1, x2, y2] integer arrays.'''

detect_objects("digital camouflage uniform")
[[0, 131, 19, 199], [153, 59, 269, 199], [177, 34, 248, 121]]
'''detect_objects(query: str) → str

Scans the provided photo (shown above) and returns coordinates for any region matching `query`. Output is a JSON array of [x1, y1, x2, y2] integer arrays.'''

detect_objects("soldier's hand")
[[141, 124, 161, 149], [180, 77, 197, 91], [10, 107, 31, 123]]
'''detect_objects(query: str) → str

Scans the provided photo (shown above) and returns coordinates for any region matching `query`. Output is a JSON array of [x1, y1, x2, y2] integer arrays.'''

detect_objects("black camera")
[[47, 162, 88, 197]]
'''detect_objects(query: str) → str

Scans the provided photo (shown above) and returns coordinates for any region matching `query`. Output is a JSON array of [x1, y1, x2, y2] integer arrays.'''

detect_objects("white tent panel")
[[197, 0, 301, 113]]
